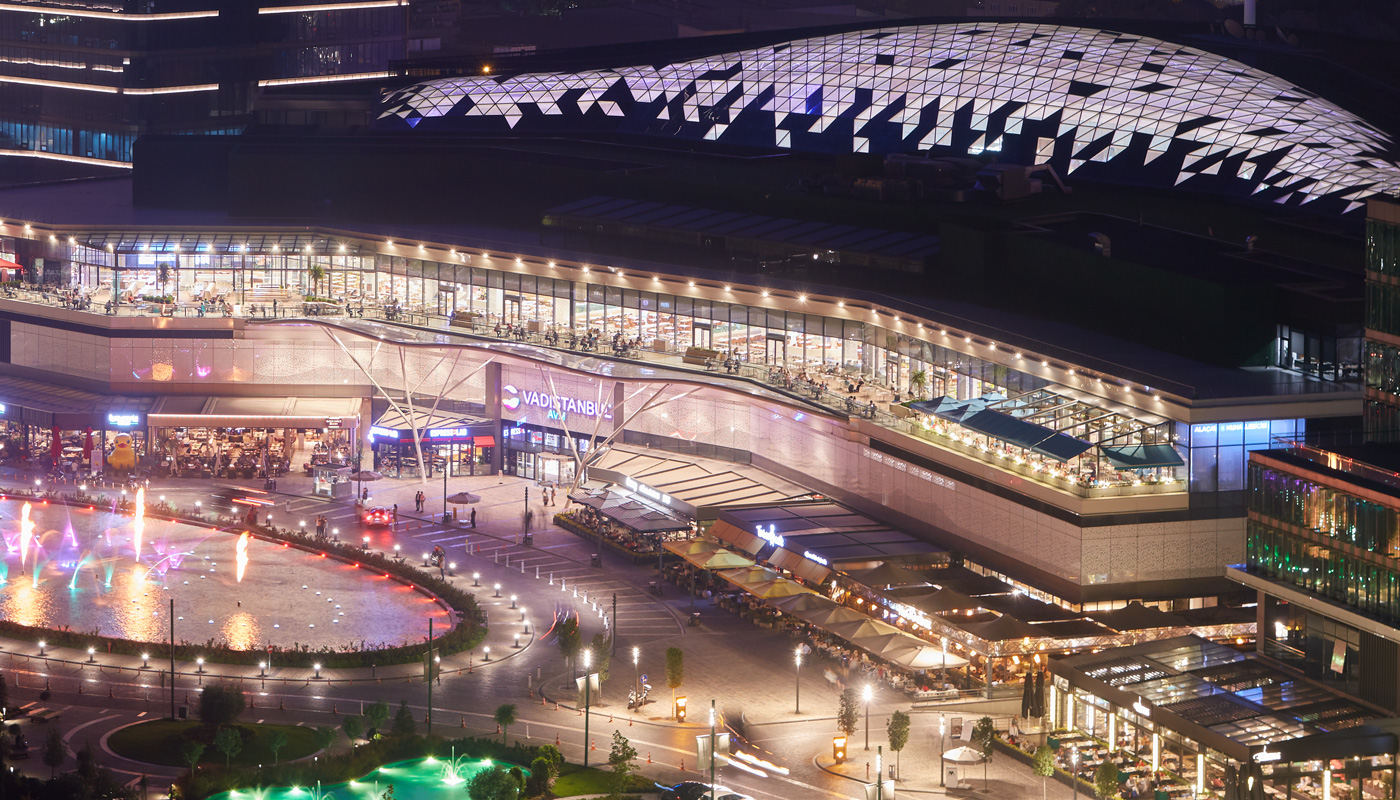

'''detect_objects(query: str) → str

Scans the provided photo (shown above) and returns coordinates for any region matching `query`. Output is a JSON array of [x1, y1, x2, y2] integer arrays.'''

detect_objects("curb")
[[811, 754, 946, 795]]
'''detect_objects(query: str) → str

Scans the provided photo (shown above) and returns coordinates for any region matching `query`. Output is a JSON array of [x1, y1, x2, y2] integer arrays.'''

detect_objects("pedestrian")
[[361, 487, 368, 502], [470, 507, 476, 528], [392, 503, 398, 522]]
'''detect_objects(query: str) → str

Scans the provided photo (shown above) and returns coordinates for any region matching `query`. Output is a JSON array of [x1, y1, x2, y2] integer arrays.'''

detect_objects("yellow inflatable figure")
[[107, 432, 138, 471]]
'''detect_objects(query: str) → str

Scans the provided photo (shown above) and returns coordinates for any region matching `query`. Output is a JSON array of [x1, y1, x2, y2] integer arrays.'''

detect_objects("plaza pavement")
[[0, 464, 1059, 800]]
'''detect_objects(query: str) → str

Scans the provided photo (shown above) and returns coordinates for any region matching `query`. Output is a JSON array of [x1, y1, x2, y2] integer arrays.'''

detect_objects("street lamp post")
[[583, 649, 592, 768], [632, 646, 640, 707], [863, 684, 873, 750], [794, 647, 802, 714], [1071, 749, 1080, 800], [877, 746, 884, 800], [710, 700, 717, 800]]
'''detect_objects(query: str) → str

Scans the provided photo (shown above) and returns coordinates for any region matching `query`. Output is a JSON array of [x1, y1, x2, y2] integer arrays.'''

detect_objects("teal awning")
[[1100, 444, 1185, 470], [959, 409, 1093, 463]]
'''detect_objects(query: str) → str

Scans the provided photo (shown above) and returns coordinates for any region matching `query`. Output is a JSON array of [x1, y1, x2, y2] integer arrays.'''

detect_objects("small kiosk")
[[312, 464, 354, 499]]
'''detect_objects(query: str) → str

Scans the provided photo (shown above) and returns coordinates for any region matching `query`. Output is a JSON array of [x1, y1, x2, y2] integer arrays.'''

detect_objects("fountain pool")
[[205, 755, 522, 800], [0, 498, 451, 651]]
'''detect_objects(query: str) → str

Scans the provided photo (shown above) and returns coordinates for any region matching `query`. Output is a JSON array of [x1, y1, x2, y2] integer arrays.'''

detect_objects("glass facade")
[[1366, 217, 1400, 441]]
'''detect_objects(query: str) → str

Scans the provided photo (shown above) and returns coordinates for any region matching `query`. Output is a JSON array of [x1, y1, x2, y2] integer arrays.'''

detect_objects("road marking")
[[136, 711, 147, 717], [63, 714, 117, 744]]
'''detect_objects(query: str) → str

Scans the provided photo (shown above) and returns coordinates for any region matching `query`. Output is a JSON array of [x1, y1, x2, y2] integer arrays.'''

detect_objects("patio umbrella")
[[350, 470, 383, 481], [1020, 672, 1034, 718], [81, 427, 94, 463], [770, 593, 837, 614], [49, 425, 60, 465], [1033, 669, 1046, 718], [824, 618, 888, 640], [693, 550, 756, 570], [663, 539, 726, 559], [800, 605, 869, 626], [747, 579, 815, 599], [885, 644, 969, 670], [943, 746, 986, 764], [445, 491, 481, 504], [848, 630, 915, 657]]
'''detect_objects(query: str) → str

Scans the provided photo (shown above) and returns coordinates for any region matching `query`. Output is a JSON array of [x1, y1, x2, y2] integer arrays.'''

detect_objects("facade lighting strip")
[[258, 71, 392, 87], [0, 2, 217, 19], [258, 0, 402, 13], [0, 74, 115, 93], [0, 150, 132, 169], [125, 83, 219, 95]]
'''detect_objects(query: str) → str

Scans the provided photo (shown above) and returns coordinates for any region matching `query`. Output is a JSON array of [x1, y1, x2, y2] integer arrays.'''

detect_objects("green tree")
[[608, 730, 639, 796], [494, 704, 518, 744], [589, 633, 612, 698], [197, 685, 246, 728], [535, 743, 564, 776], [76, 740, 98, 782], [467, 764, 519, 800], [887, 710, 911, 780], [392, 700, 417, 737], [313, 726, 338, 754], [41, 727, 64, 778], [1033, 743, 1057, 800], [157, 263, 171, 301], [1095, 760, 1121, 799], [557, 617, 582, 677], [837, 687, 860, 738], [342, 715, 364, 746], [366, 701, 391, 737], [665, 647, 684, 718], [213, 726, 242, 768], [526, 756, 555, 796], [972, 716, 997, 790], [267, 729, 289, 765], [381, 786, 396, 800], [307, 263, 326, 298], [179, 740, 206, 772], [909, 369, 928, 399]]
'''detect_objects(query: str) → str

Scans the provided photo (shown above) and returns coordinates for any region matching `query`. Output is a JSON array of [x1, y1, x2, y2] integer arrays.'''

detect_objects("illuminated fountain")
[[207, 757, 516, 800], [0, 500, 450, 650], [439, 746, 482, 786]]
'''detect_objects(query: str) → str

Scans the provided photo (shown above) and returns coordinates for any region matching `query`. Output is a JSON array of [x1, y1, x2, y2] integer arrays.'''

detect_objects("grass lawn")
[[107, 720, 320, 768], [552, 763, 653, 796]]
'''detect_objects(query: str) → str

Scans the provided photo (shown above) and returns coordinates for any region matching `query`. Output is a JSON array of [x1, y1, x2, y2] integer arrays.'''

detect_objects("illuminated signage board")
[[0, 404, 6, 414], [427, 427, 475, 439], [107, 412, 141, 427], [369, 426, 398, 440], [1253, 749, 1281, 763], [755, 524, 784, 548], [888, 601, 932, 629], [803, 550, 829, 566], [503, 384, 612, 420], [1132, 699, 1151, 719], [623, 476, 673, 508]]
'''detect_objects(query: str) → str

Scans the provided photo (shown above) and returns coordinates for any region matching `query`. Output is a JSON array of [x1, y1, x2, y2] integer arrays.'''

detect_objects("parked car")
[[657, 782, 754, 800], [363, 506, 392, 526]]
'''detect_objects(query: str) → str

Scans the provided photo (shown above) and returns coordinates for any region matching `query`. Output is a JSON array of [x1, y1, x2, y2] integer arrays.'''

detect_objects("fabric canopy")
[[824, 618, 891, 640], [847, 562, 924, 588], [958, 613, 1046, 641], [1100, 443, 1186, 470], [943, 746, 986, 764], [848, 631, 917, 657], [1088, 601, 1189, 631], [688, 550, 756, 570], [663, 539, 726, 559], [1031, 432, 1096, 462], [894, 587, 983, 613], [801, 605, 871, 626], [709, 518, 766, 555], [771, 592, 837, 614], [959, 408, 1093, 462], [718, 566, 780, 588], [746, 578, 816, 599], [885, 644, 969, 670]]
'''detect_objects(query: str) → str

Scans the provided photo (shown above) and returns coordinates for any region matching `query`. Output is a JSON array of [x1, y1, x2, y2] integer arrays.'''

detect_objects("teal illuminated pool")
[[209, 753, 524, 800]]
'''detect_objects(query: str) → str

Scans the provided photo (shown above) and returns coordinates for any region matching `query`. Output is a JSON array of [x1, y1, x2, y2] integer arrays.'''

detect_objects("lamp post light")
[[1071, 749, 1080, 800], [510, 594, 517, 609], [494, 583, 501, 597], [473, 572, 480, 587], [314, 662, 322, 679], [795, 647, 803, 714], [520, 606, 527, 622], [38, 640, 46, 657], [87, 646, 96, 664], [141, 653, 149, 669], [523, 618, 531, 635], [633, 646, 641, 706], [583, 649, 593, 768], [259, 661, 267, 677], [709, 700, 718, 800], [513, 633, 521, 648], [447, 561, 456, 575], [863, 684, 873, 750], [195, 657, 204, 673], [483, 646, 490, 661]]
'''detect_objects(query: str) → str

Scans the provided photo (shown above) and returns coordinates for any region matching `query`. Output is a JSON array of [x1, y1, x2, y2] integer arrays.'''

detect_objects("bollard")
[[462, 717, 466, 728], [609, 714, 613, 723], [648, 752, 652, 764], [280, 699, 285, 710], [249, 696, 255, 708], [332, 703, 338, 714], [554, 702, 559, 711], [555, 733, 560, 747], [590, 738, 596, 751], [78, 682, 83, 695], [681, 759, 685, 772], [109, 686, 114, 698], [542, 695, 546, 706], [496, 724, 501, 734]]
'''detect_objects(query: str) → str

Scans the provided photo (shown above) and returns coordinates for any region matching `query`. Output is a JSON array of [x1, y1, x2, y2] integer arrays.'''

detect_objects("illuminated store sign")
[[623, 476, 673, 508], [428, 427, 475, 439], [369, 426, 398, 440], [503, 384, 612, 420], [803, 550, 829, 566], [756, 524, 784, 548], [107, 413, 141, 427], [1253, 749, 1281, 763], [887, 601, 931, 629], [1132, 699, 1152, 719]]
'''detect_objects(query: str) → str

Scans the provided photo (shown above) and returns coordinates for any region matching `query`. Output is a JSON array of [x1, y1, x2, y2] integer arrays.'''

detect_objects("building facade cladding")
[[0, 1, 406, 164], [378, 22, 1400, 214], [1243, 455, 1400, 711], [1365, 200, 1400, 442]]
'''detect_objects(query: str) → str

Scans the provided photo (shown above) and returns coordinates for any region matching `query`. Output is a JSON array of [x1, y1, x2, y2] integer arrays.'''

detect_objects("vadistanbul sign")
[[503, 384, 613, 420]]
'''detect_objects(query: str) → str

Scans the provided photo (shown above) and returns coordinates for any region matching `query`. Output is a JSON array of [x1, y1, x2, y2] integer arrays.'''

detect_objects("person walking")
[[392, 503, 398, 523], [470, 507, 476, 528]]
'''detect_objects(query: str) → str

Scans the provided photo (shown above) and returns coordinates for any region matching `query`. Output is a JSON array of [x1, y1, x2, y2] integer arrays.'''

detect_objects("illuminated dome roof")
[[377, 22, 1400, 213]]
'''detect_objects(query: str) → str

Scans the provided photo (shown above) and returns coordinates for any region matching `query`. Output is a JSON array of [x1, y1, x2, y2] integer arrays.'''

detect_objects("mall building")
[[0, 18, 1392, 619]]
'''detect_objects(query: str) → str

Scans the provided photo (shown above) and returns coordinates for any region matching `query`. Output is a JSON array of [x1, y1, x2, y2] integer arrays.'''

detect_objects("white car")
[[657, 781, 755, 800]]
